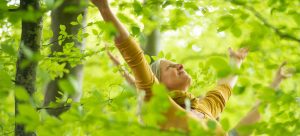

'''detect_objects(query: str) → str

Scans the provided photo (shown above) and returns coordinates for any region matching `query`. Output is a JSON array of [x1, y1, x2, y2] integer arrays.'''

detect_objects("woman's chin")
[[187, 77, 192, 86], [181, 75, 192, 90]]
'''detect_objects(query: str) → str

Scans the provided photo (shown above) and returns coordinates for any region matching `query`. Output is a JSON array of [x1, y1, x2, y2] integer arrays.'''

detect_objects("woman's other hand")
[[228, 47, 248, 68], [276, 62, 294, 79], [271, 61, 294, 89]]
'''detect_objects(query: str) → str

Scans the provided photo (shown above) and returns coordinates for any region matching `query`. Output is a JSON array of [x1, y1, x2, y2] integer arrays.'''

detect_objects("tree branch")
[[8, 8, 20, 12], [105, 44, 136, 86], [1, 130, 15, 135], [234, 3, 300, 43], [42, 19, 96, 47]]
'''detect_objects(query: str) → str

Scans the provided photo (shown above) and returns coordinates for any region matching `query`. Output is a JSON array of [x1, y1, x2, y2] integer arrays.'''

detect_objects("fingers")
[[228, 47, 234, 57], [277, 61, 287, 75], [276, 61, 294, 79], [281, 68, 294, 78], [228, 47, 239, 58], [228, 47, 249, 60], [238, 48, 249, 58]]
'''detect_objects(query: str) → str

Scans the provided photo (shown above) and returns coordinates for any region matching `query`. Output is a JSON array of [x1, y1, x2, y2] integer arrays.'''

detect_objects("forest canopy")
[[0, 0, 300, 135]]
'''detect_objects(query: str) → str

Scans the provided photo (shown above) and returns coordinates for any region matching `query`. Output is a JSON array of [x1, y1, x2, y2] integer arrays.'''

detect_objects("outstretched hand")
[[270, 61, 294, 89], [228, 47, 248, 68], [275, 62, 293, 79]]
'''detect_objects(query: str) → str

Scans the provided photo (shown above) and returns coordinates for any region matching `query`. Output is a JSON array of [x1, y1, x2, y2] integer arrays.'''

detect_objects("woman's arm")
[[217, 48, 248, 88], [91, 1, 227, 133], [91, 0, 155, 100], [91, 0, 129, 43], [270, 62, 293, 89], [234, 62, 293, 130], [197, 48, 248, 119]]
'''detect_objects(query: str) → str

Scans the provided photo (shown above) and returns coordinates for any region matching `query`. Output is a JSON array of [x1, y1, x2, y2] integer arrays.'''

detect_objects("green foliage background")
[[1, 0, 300, 135]]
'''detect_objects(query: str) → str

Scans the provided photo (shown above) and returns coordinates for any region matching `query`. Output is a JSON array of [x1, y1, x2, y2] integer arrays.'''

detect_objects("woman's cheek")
[[172, 70, 178, 77]]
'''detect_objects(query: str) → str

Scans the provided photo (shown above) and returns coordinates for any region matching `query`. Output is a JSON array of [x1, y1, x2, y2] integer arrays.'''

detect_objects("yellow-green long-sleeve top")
[[115, 36, 232, 130]]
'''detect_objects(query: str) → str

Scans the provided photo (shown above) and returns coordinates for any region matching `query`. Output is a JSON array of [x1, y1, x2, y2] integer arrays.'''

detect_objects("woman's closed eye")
[[166, 64, 177, 70]]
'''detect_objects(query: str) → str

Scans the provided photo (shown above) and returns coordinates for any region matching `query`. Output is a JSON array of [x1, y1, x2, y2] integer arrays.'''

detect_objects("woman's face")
[[159, 60, 192, 91]]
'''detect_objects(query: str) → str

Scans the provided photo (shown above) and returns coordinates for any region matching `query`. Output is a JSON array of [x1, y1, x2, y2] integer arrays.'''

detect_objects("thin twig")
[[233, 3, 300, 43], [42, 18, 98, 47], [36, 105, 72, 111], [36, 98, 114, 111], [1, 130, 15, 135]]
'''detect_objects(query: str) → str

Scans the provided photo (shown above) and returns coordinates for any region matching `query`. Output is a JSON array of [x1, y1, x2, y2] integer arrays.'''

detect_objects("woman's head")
[[151, 59, 192, 91]]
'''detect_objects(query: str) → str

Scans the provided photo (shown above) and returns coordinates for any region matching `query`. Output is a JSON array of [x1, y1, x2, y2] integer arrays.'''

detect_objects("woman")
[[91, 0, 248, 133]]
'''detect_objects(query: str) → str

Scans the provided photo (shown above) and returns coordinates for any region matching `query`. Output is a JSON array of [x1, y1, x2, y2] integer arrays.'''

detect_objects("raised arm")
[[91, 0, 129, 43], [197, 48, 248, 119], [217, 48, 248, 88], [91, 0, 156, 100], [234, 62, 293, 133]]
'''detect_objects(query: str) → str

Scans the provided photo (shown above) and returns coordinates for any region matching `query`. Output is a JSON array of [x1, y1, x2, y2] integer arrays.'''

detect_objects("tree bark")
[[142, 0, 160, 61], [15, 0, 43, 135], [43, 0, 87, 116], [144, 29, 160, 57]]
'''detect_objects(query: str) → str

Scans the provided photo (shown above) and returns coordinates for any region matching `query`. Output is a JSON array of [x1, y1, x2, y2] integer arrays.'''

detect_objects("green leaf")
[[58, 76, 78, 94], [207, 120, 217, 130], [207, 56, 231, 77], [70, 21, 78, 25], [131, 26, 140, 36], [15, 104, 39, 132], [145, 54, 151, 64], [184, 2, 199, 10], [152, 56, 158, 61], [220, 118, 230, 131], [230, 0, 247, 5], [15, 87, 30, 101], [53, 0, 64, 9], [292, 13, 300, 26], [59, 25, 66, 31], [176, 0, 183, 7], [83, 33, 89, 38], [158, 51, 165, 58], [77, 14, 83, 23], [1, 44, 16, 56], [162, 0, 173, 8], [44, 0, 54, 9], [0, 71, 12, 98], [21, 44, 33, 60], [92, 29, 98, 35], [217, 15, 234, 32], [143, 84, 170, 125], [116, 12, 139, 27], [95, 21, 117, 39], [133, 0, 143, 15], [165, 52, 172, 60], [230, 25, 242, 37]]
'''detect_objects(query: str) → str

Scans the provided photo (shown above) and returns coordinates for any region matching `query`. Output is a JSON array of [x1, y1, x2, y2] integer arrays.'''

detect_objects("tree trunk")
[[142, 0, 160, 60], [144, 29, 160, 57], [43, 0, 87, 116], [15, 0, 43, 135]]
